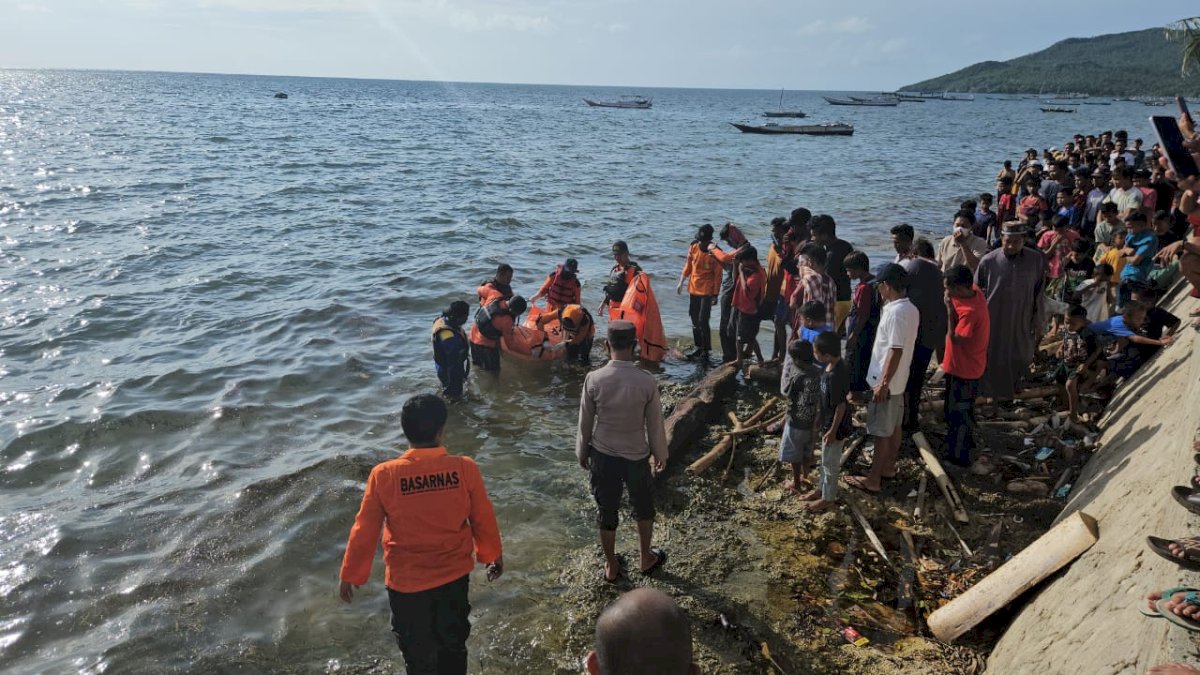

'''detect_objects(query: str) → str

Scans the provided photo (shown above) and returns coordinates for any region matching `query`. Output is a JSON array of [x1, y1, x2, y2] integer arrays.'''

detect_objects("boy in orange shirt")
[[339, 394, 503, 675]]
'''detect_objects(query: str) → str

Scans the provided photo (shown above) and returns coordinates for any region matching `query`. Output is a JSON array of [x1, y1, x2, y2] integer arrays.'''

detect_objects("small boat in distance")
[[730, 122, 854, 136], [823, 96, 897, 107], [583, 95, 652, 109], [1041, 107, 1076, 113], [763, 88, 807, 118]]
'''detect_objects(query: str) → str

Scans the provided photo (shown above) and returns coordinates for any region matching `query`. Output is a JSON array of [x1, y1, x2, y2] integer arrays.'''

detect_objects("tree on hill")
[[1170, 17, 1200, 74]]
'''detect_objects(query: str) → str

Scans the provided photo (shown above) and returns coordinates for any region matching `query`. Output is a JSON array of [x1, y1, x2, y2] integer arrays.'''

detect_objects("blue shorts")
[[774, 296, 790, 323], [779, 422, 813, 464]]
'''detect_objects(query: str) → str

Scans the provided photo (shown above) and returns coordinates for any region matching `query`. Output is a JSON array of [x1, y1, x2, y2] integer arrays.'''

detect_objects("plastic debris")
[[841, 625, 870, 647]]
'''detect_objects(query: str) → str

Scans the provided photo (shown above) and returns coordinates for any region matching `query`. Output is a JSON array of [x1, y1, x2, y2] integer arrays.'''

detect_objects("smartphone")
[[1178, 96, 1192, 121], [1151, 114, 1200, 178]]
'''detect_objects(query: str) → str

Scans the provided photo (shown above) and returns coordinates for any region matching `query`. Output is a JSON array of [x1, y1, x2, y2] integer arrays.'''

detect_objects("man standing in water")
[[431, 301, 471, 399], [975, 222, 1046, 400], [339, 394, 503, 675], [599, 241, 641, 315], [577, 320, 668, 583]]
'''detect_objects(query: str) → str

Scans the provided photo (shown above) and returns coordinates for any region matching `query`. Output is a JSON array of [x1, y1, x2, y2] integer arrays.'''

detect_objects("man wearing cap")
[[531, 258, 582, 311], [576, 320, 669, 583], [845, 263, 918, 495], [599, 241, 642, 315], [974, 222, 1046, 400]]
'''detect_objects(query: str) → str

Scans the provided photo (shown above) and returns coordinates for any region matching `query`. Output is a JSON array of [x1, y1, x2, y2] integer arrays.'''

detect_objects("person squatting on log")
[[339, 394, 504, 675], [576, 320, 669, 583]]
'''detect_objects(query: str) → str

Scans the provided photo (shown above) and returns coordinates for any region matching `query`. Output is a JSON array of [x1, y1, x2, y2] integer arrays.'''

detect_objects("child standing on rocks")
[[780, 339, 821, 493], [804, 331, 851, 512]]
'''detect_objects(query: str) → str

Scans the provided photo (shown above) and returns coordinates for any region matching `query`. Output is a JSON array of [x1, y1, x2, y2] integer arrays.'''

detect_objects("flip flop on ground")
[[1142, 587, 1200, 617], [844, 475, 881, 494], [1148, 536, 1200, 571], [1159, 594, 1200, 632], [604, 554, 625, 584], [1172, 486, 1200, 516], [640, 548, 667, 576]]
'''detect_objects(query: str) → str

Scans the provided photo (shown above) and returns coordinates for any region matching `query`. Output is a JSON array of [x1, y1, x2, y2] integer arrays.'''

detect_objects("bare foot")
[[806, 498, 835, 512], [798, 488, 821, 501], [603, 556, 622, 583], [783, 480, 800, 493], [844, 475, 881, 494]]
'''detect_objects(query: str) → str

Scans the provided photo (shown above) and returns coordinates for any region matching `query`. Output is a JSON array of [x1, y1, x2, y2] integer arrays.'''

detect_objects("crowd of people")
[[334, 115, 1200, 673]]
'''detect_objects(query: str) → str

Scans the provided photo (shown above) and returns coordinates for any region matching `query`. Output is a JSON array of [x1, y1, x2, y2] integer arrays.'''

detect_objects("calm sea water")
[[0, 70, 1160, 672]]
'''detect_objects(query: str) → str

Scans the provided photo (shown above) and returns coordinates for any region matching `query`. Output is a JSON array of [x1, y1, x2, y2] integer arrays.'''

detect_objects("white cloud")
[[878, 37, 907, 55], [796, 15, 871, 37]]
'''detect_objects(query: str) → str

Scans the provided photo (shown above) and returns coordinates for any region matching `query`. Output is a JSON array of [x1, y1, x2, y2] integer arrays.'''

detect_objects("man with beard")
[[974, 222, 1047, 400]]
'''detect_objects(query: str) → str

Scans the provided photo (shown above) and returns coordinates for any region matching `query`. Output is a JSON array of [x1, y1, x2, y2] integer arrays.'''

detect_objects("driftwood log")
[[663, 364, 740, 463], [746, 362, 782, 386], [687, 398, 781, 475], [927, 511, 1099, 642], [913, 432, 970, 524]]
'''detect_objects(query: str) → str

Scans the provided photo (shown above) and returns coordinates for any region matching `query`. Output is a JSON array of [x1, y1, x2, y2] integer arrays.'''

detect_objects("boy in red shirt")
[[730, 245, 766, 366], [339, 394, 503, 675], [941, 265, 990, 468]]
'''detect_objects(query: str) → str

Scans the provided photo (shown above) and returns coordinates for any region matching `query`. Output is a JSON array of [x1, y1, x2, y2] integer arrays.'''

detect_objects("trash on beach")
[[1054, 483, 1073, 498], [1023, 437, 1036, 447], [841, 625, 870, 647], [1034, 447, 1055, 462]]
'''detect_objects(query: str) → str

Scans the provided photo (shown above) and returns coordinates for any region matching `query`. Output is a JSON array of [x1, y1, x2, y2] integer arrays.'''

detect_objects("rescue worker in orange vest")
[[598, 241, 642, 316], [477, 264, 514, 307], [431, 301, 471, 399], [530, 258, 582, 310], [536, 303, 596, 366], [675, 224, 723, 360], [469, 295, 526, 373], [339, 394, 503, 675]]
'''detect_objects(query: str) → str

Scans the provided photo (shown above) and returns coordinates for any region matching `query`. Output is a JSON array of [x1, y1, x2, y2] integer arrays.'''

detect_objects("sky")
[[2, 0, 1197, 89]]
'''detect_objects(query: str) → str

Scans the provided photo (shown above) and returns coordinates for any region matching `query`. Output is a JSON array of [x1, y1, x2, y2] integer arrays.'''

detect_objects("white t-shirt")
[[867, 297, 919, 396], [1105, 186, 1142, 214], [1108, 151, 1136, 169]]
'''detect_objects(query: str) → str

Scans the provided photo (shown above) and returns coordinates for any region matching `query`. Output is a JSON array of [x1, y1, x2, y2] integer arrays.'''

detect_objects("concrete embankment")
[[986, 285, 1200, 674]]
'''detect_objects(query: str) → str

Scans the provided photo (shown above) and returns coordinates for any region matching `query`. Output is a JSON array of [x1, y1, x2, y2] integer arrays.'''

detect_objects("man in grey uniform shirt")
[[577, 320, 669, 583]]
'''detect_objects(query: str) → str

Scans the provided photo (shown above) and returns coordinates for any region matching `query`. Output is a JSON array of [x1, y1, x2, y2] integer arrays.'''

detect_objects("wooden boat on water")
[[583, 96, 652, 109], [1041, 107, 1076, 113], [730, 122, 854, 136], [763, 88, 806, 118], [823, 96, 897, 107]]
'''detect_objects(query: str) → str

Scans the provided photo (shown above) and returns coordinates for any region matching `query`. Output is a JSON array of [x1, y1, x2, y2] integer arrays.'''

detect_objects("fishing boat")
[[583, 96, 652, 109], [1040, 107, 1076, 113], [823, 96, 897, 107], [730, 122, 854, 136], [940, 93, 975, 101], [762, 89, 806, 118]]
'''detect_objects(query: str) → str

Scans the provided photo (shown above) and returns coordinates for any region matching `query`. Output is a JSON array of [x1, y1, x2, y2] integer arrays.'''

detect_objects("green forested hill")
[[901, 28, 1199, 96]]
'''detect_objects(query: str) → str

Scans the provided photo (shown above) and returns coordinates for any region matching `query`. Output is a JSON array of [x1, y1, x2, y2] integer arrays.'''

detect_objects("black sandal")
[[640, 548, 667, 577], [1173, 486, 1200, 516], [1148, 536, 1200, 571]]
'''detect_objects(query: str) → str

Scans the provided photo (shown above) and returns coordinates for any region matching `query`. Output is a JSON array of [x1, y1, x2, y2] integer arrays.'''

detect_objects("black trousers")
[[943, 374, 979, 467], [470, 343, 500, 372], [904, 343, 935, 431], [567, 337, 593, 366], [718, 289, 736, 362], [388, 575, 471, 675], [688, 294, 714, 352]]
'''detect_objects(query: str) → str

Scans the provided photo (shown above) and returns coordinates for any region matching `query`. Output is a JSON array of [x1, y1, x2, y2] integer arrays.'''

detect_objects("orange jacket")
[[682, 243, 723, 296], [340, 446, 502, 593], [469, 312, 515, 349]]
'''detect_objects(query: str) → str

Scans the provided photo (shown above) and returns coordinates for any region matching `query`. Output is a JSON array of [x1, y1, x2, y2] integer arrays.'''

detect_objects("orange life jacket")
[[546, 265, 579, 308]]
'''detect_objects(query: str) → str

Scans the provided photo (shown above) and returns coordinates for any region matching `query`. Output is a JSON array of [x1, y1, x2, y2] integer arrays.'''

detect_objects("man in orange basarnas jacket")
[[339, 394, 503, 675]]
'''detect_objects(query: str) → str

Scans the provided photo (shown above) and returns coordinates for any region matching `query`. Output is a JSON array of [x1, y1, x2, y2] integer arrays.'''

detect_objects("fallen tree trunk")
[[663, 364, 740, 463], [927, 511, 1099, 642], [687, 398, 780, 475], [746, 362, 782, 386]]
